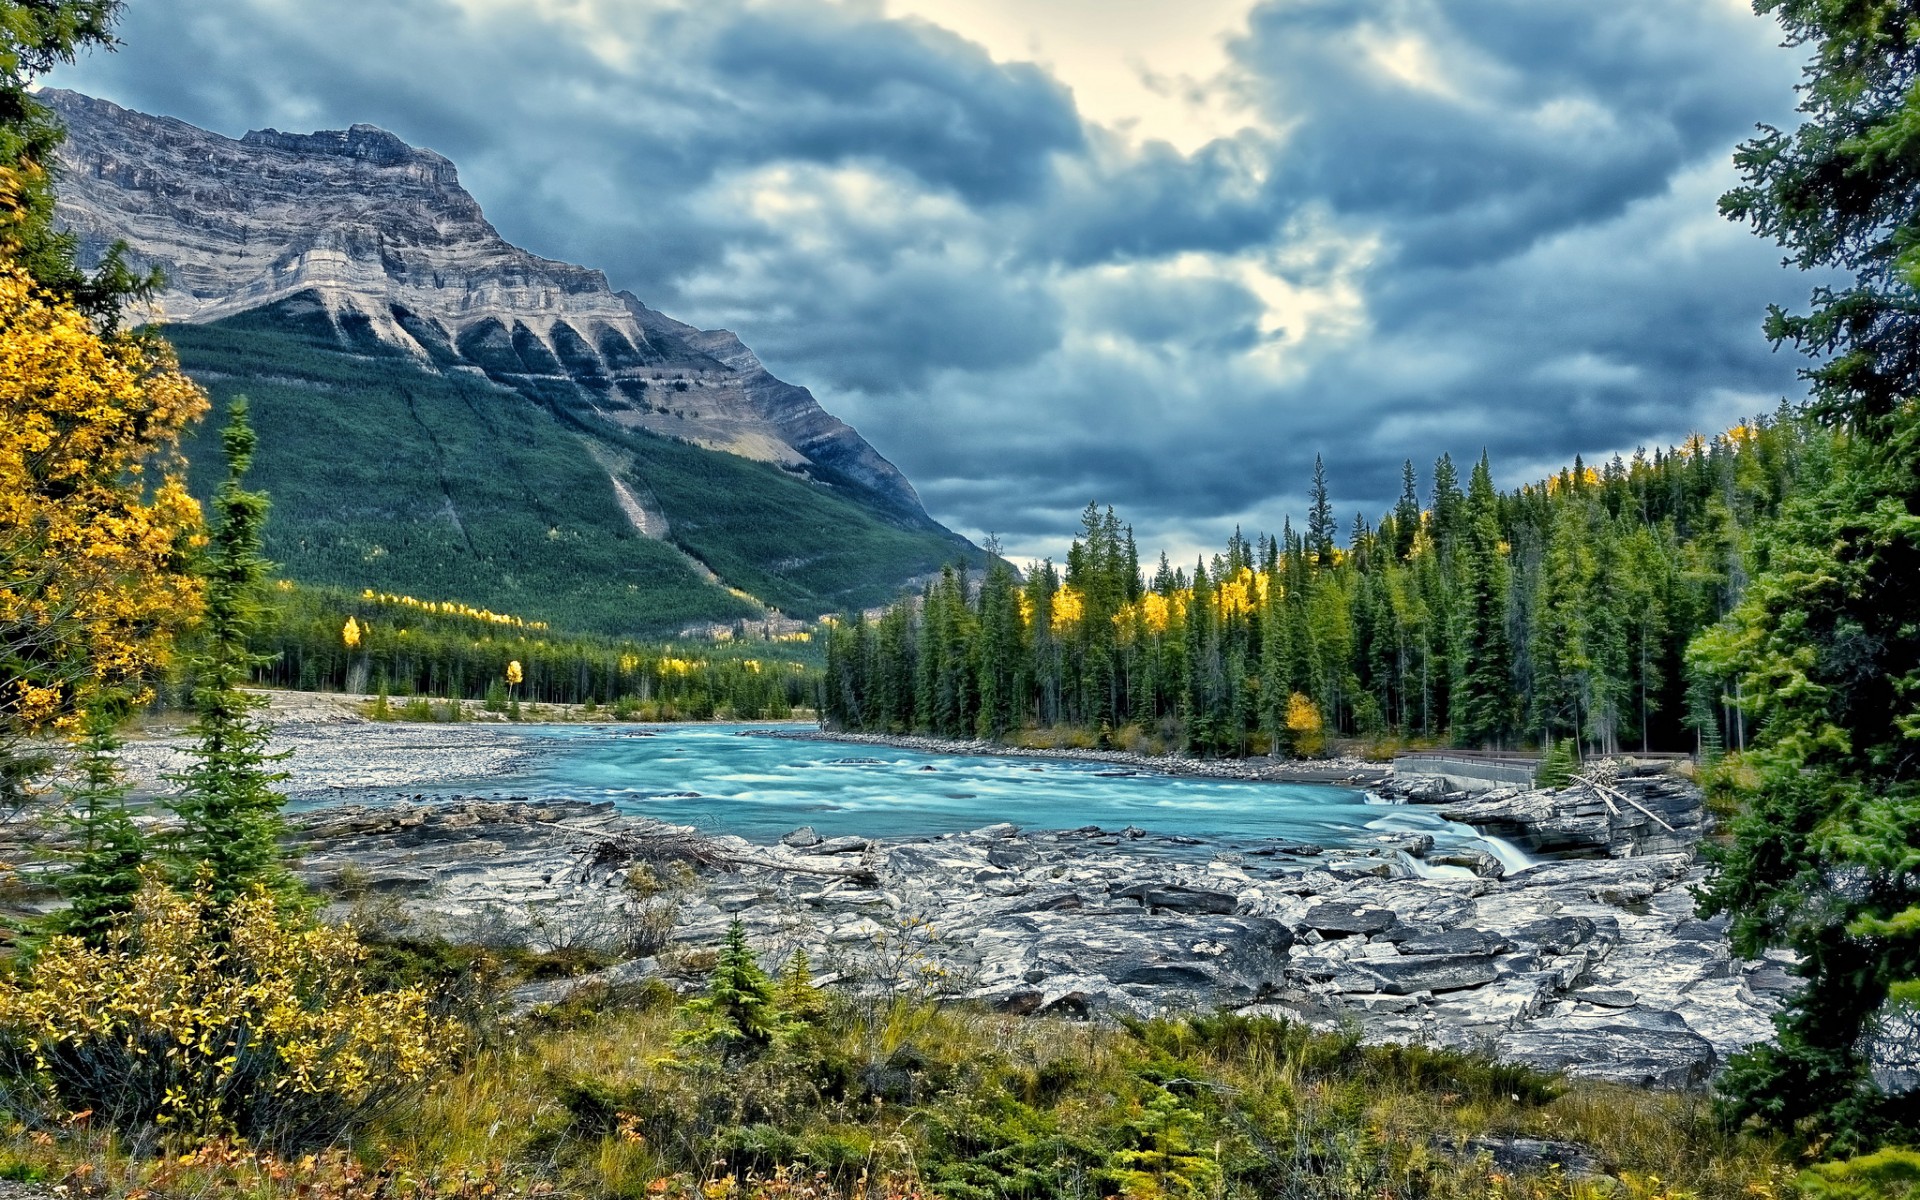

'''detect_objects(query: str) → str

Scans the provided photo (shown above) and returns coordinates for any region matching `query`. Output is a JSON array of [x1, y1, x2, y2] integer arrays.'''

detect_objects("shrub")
[[0, 878, 459, 1151], [1536, 739, 1579, 789]]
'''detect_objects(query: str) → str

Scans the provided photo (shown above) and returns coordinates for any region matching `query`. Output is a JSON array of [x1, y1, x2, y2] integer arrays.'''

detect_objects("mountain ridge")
[[41, 87, 982, 636], [42, 87, 933, 522]]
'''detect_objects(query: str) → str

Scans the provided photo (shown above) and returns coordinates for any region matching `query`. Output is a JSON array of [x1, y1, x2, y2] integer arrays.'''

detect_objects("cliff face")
[[44, 88, 929, 519]]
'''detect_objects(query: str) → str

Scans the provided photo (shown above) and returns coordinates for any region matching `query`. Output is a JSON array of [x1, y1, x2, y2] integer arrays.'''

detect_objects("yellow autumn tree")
[[0, 259, 208, 759], [1284, 692, 1326, 759], [505, 659, 524, 686]]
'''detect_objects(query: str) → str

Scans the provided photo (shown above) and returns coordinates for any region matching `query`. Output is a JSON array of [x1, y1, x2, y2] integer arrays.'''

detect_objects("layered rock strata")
[[43, 88, 928, 518]]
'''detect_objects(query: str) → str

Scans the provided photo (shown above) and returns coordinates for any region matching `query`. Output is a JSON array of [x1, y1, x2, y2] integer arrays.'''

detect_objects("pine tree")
[[166, 399, 297, 908], [0, 0, 158, 325], [1452, 454, 1514, 746], [1430, 453, 1466, 556], [1393, 459, 1421, 560], [974, 557, 1022, 740], [53, 699, 147, 946], [1306, 455, 1336, 565], [774, 945, 827, 1023]]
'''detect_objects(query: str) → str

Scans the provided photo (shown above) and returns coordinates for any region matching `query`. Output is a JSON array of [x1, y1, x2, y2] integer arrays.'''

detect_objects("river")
[[356, 722, 1528, 868]]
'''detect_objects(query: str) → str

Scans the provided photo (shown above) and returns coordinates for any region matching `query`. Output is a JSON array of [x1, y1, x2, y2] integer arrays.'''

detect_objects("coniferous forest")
[[247, 585, 816, 720], [823, 414, 1809, 759]]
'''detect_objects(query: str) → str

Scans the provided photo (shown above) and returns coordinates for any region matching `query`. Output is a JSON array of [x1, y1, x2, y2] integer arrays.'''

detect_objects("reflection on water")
[[325, 723, 1515, 862]]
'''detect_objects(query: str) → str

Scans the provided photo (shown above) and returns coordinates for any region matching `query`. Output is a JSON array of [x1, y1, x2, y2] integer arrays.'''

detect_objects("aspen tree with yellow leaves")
[[0, 261, 207, 804]]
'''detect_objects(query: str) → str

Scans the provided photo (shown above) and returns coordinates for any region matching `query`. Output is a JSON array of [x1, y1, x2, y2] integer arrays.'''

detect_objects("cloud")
[[51, 0, 1817, 565]]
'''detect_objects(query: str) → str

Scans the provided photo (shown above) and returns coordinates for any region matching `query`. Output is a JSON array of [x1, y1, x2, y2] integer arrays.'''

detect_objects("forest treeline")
[[823, 411, 1809, 758], [249, 585, 817, 720]]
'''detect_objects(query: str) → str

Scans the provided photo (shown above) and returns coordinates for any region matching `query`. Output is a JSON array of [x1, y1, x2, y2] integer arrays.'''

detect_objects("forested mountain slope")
[[166, 307, 977, 635], [45, 88, 979, 634]]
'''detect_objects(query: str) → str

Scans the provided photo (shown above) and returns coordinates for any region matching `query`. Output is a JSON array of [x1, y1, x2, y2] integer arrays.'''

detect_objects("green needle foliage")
[[166, 398, 298, 909], [678, 920, 784, 1057], [1694, 0, 1920, 1155], [51, 697, 146, 947], [0, 0, 157, 325]]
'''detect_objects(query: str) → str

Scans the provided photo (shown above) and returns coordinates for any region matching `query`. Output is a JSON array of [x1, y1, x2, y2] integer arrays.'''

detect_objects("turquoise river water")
[[369, 724, 1529, 868]]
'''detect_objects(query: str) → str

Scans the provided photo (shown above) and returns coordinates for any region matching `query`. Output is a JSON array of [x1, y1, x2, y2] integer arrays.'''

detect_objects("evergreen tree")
[[52, 698, 146, 946], [1452, 455, 1514, 746], [1393, 459, 1421, 560], [1697, 0, 1920, 1152], [1306, 455, 1336, 565], [974, 557, 1022, 740], [679, 919, 783, 1056], [0, 0, 157, 325], [1430, 453, 1466, 556], [167, 399, 297, 908]]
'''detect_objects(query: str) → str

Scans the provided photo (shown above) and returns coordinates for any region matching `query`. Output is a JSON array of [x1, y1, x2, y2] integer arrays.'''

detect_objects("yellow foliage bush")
[[0, 262, 207, 733], [0, 878, 460, 1151]]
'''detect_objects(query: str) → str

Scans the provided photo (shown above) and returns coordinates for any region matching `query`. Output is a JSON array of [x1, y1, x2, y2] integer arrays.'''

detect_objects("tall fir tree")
[[1306, 455, 1336, 565], [167, 399, 297, 908], [1451, 454, 1514, 747]]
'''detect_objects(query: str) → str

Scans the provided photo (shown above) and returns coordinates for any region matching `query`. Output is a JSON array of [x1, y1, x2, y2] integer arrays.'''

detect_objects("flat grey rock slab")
[[283, 773, 1778, 1091]]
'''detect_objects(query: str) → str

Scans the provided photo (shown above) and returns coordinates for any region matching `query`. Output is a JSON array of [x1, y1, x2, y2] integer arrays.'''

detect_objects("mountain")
[[43, 89, 980, 635]]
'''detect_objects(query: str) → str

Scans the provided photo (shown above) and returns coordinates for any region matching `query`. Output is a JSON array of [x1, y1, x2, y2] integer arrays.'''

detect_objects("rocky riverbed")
[[291, 761, 1788, 1092]]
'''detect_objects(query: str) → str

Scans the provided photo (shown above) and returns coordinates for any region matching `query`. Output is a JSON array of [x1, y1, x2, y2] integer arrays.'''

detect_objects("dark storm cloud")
[[50, 0, 1818, 562], [1236, 0, 1795, 268]]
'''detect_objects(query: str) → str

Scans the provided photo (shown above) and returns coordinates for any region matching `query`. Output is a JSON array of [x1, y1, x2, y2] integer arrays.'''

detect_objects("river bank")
[[755, 727, 1393, 787], [113, 690, 808, 801]]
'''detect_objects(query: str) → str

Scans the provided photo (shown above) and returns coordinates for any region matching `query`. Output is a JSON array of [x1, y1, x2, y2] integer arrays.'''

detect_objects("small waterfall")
[[1478, 833, 1539, 875]]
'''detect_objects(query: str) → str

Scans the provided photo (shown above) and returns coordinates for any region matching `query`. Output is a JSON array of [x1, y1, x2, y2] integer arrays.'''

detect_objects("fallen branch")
[[730, 854, 880, 886], [1576, 774, 1675, 833], [574, 828, 738, 879]]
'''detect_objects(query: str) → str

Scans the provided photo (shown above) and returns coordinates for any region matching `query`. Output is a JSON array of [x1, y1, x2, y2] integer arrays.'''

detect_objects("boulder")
[[813, 836, 871, 855], [1496, 1010, 1717, 1089], [1345, 953, 1500, 995], [1139, 885, 1240, 915], [1456, 1137, 1605, 1178], [1393, 928, 1510, 957], [1302, 900, 1397, 936], [1428, 849, 1506, 879], [1512, 916, 1597, 954], [780, 826, 823, 848]]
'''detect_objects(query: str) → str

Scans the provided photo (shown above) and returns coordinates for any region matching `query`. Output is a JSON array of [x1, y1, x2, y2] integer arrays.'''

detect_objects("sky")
[[51, 0, 1817, 566]]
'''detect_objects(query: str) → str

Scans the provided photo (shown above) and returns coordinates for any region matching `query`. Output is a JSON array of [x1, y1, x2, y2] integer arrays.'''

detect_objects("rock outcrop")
[[288, 786, 1788, 1092], [43, 88, 930, 520]]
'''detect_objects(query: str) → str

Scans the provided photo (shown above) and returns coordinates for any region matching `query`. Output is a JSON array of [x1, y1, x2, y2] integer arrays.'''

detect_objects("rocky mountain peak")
[[240, 123, 459, 180], [43, 88, 933, 522]]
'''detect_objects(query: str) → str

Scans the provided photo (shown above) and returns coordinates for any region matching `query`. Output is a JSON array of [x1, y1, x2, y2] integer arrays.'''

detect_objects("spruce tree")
[[1430, 453, 1466, 556], [680, 919, 783, 1056], [167, 399, 297, 908], [53, 698, 147, 946], [1452, 455, 1514, 746], [0, 0, 157, 325], [1393, 459, 1421, 560], [1695, 0, 1920, 1151], [1306, 455, 1336, 565]]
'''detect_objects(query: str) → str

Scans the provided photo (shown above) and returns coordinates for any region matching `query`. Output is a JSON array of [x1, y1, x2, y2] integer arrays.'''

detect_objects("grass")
[[0, 966, 1799, 1200]]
